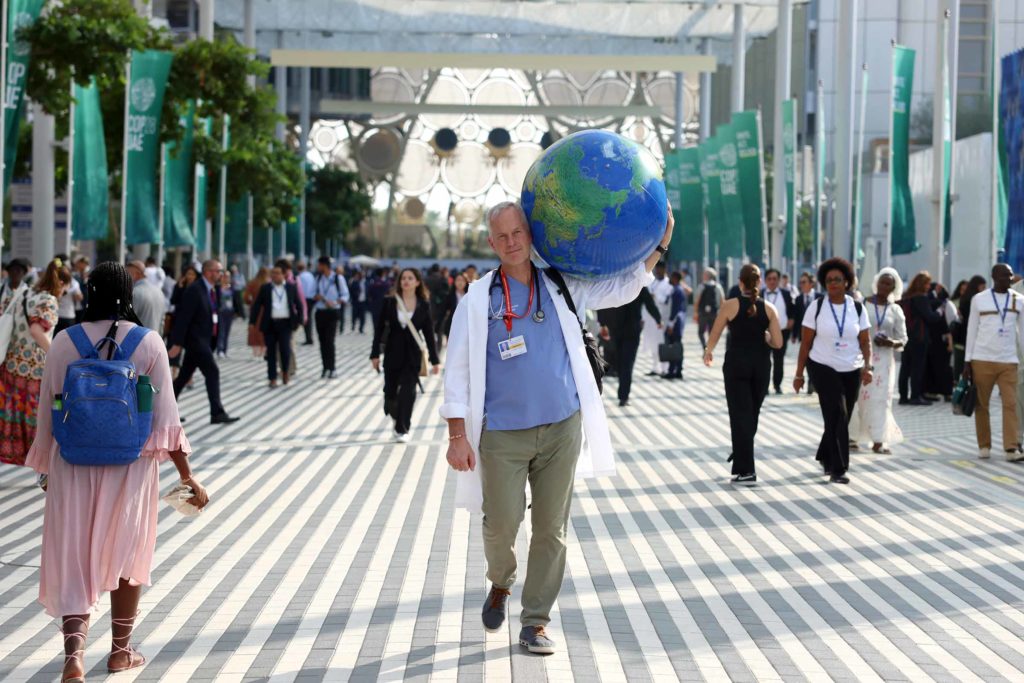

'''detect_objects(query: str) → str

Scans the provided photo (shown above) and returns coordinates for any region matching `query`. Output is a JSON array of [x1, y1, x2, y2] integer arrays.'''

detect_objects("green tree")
[[306, 166, 373, 249]]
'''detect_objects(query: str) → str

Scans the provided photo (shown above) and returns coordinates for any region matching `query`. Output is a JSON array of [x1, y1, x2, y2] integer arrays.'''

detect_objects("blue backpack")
[[53, 325, 154, 466]]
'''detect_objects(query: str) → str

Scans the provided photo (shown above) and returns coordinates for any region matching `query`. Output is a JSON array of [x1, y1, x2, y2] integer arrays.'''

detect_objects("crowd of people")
[[3, 201, 1024, 668]]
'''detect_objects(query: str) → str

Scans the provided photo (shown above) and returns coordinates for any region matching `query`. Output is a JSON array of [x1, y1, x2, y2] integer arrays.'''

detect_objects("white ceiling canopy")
[[214, 0, 807, 67]]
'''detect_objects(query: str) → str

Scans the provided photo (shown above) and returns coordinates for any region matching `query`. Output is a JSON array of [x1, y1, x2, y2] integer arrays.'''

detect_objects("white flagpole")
[[119, 56, 133, 264], [0, 0, 8, 258], [932, 9, 950, 286], [885, 39, 896, 267], [853, 63, 869, 264], [156, 142, 166, 266], [217, 114, 228, 263], [66, 77, 75, 257], [815, 79, 825, 268], [991, 0, 1001, 263], [246, 193, 253, 277]]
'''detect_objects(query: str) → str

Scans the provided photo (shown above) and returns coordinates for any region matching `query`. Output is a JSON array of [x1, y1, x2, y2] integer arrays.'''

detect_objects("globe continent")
[[521, 130, 668, 279]]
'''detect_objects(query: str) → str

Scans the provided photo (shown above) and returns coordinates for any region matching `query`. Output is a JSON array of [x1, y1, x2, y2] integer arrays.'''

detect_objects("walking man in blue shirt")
[[312, 257, 349, 379], [441, 201, 672, 654]]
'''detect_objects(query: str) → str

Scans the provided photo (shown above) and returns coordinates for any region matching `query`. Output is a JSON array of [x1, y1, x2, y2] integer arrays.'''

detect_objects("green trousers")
[[479, 411, 582, 627]]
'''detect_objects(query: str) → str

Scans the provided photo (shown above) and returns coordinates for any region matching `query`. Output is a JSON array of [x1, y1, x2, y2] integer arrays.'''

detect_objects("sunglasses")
[[825, 276, 846, 284]]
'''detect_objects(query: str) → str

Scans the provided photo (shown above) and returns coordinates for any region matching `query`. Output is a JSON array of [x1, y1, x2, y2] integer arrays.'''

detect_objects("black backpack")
[[698, 283, 719, 313]]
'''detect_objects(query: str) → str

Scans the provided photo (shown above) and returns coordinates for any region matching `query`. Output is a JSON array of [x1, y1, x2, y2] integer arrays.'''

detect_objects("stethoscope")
[[487, 265, 546, 324]]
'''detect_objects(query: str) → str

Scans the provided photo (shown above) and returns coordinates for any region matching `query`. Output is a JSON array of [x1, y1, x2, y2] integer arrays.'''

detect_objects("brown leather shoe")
[[282, 372, 290, 385]]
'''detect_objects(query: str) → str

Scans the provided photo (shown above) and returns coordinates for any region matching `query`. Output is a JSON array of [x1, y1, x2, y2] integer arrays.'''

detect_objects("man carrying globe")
[[440, 200, 673, 654]]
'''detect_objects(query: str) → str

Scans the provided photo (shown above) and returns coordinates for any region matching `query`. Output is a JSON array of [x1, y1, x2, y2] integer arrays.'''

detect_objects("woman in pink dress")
[[27, 262, 210, 682]]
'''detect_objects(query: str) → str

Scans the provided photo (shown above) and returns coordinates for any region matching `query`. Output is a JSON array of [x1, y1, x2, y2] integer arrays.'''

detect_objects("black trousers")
[[698, 314, 715, 349], [898, 338, 928, 400], [302, 299, 316, 343], [808, 359, 860, 477], [263, 318, 293, 381], [384, 366, 419, 434], [173, 344, 225, 417], [724, 352, 770, 475], [768, 330, 789, 391], [337, 305, 346, 335], [615, 333, 641, 402], [352, 302, 367, 332], [315, 309, 340, 371]]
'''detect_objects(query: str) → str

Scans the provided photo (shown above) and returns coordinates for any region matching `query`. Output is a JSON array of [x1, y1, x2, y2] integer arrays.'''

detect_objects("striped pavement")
[[0, 323, 1023, 681]]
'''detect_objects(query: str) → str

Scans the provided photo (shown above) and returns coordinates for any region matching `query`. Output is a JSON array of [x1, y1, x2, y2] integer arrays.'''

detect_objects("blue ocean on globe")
[[521, 130, 668, 279]]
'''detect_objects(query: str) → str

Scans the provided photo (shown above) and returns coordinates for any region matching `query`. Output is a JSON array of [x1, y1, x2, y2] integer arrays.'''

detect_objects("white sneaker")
[[1007, 449, 1024, 462], [397, 432, 410, 443], [979, 448, 991, 459]]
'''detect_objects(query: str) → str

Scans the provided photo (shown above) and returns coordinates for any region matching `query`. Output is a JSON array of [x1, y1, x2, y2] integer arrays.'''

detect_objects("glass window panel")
[[961, 5, 986, 19], [960, 22, 987, 36], [958, 75, 984, 92], [959, 41, 985, 73]]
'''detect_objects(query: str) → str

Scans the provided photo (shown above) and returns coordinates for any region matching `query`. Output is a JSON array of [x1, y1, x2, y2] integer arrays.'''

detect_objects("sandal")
[[107, 615, 146, 674], [872, 444, 892, 454], [61, 618, 86, 682]]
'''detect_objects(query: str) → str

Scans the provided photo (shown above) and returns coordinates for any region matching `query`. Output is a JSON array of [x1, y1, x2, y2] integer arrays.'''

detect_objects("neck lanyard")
[[993, 289, 1011, 330], [873, 301, 888, 327], [829, 297, 848, 340], [273, 285, 286, 303], [499, 267, 535, 335]]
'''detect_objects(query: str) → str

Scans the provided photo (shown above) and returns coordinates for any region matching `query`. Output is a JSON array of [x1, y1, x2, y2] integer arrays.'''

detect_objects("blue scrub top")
[[484, 272, 580, 431]]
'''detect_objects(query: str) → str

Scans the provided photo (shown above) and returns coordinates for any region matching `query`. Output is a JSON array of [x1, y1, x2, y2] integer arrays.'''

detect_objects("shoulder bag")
[[396, 296, 429, 377], [544, 268, 607, 394], [0, 286, 28, 362]]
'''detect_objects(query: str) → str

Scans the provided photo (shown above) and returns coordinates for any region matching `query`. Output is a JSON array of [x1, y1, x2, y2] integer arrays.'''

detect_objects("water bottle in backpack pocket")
[[52, 325, 155, 466]]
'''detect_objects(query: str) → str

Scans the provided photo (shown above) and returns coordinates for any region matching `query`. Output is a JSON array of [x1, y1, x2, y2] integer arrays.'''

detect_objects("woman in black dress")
[[371, 268, 441, 442], [702, 264, 784, 485]]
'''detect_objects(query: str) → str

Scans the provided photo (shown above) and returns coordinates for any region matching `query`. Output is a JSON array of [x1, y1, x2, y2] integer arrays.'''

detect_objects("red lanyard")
[[499, 268, 534, 335]]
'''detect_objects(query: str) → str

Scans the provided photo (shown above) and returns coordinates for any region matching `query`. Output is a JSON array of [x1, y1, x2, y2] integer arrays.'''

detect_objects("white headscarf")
[[872, 267, 904, 304]]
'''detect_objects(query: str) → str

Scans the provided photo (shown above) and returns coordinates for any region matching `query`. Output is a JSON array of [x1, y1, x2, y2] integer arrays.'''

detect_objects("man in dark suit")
[[791, 271, 819, 394], [169, 259, 240, 424], [249, 265, 302, 387], [598, 288, 662, 407], [763, 268, 795, 394]]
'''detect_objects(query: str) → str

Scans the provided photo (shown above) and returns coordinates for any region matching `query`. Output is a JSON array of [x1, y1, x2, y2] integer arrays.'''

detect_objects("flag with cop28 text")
[[1001, 49, 1024, 272], [71, 78, 109, 240], [891, 45, 918, 255], [731, 110, 767, 263], [667, 147, 704, 262], [3, 0, 45, 194], [124, 50, 173, 245], [163, 100, 196, 248], [716, 123, 745, 259]]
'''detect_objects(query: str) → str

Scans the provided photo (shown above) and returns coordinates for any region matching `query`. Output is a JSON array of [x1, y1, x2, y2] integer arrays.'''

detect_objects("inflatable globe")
[[521, 130, 668, 279]]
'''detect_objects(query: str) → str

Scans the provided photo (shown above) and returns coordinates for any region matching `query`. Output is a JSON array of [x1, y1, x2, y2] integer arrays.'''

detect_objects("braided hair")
[[739, 263, 762, 317], [82, 261, 143, 326]]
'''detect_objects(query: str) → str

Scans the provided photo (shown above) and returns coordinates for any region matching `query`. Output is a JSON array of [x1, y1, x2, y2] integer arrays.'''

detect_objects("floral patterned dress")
[[0, 289, 57, 465]]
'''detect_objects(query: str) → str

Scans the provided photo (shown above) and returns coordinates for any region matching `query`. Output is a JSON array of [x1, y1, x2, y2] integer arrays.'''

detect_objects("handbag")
[[0, 286, 28, 362], [544, 268, 607, 394], [396, 296, 430, 378], [952, 376, 977, 417], [659, 341, 683, 363]]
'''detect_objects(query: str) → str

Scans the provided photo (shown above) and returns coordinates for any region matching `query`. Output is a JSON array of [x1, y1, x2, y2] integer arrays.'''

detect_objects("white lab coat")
[[440, 262, 654, 510]]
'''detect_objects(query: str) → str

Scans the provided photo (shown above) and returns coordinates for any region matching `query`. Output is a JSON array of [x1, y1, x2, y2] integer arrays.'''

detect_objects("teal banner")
[[716, 123, 745, 258], [698, 138, 726, 260], [731, 110, 767, 262], [71, 78, 109, 241], [782, 98, 798, 259], [3, 0, 45, 195], [891, 45, 918, 255], [223, 196, 248, 254], [163, 101, 195, 248], [665, 149, 704, 262], [124, 50, 173, 245]]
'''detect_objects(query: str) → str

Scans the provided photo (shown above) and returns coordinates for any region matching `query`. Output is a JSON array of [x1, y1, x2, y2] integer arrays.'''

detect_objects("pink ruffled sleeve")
[[139, 330, 191, 461]]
